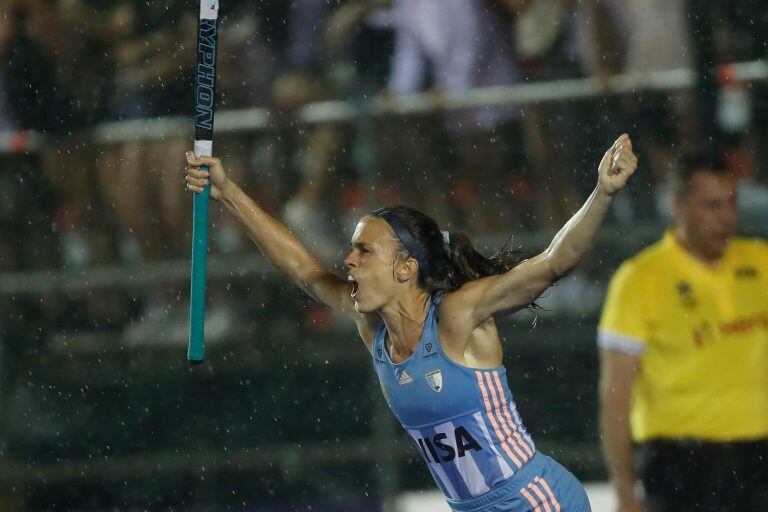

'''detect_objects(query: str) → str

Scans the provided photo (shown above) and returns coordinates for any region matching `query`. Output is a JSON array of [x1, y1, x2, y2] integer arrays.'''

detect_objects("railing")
[[1, 59, 765, 152]]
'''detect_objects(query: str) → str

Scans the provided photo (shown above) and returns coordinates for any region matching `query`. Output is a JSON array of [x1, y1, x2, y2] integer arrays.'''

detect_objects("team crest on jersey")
[[399, 370, 413, 385], [676, 280, 697, 308], [425, 370, 443, 392], [423, 341, 437, 359]]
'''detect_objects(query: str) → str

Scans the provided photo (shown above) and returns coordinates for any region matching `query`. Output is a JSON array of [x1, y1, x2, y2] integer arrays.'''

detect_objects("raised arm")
[[184, 153, 380, 350], [444, 134, 637, 325]]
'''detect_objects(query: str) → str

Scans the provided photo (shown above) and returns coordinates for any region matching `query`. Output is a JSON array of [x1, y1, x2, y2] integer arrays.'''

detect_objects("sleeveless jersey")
[[371, 292, 536, 501]]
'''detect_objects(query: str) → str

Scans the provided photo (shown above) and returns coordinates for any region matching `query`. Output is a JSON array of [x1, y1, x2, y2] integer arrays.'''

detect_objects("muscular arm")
[[442, 135, 638, 329], [185, 155, 379, 350], [599, 348, 642, 508], [220, 183, 339, 302]]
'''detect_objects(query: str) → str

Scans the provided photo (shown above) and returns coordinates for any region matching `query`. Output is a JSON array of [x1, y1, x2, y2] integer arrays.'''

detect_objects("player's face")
[[674, 171, 738, 259], [344, 217, 402, 313]]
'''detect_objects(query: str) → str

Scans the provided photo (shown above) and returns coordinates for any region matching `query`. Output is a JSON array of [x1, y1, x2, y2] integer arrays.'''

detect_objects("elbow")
[[542, 248, 574, 282]]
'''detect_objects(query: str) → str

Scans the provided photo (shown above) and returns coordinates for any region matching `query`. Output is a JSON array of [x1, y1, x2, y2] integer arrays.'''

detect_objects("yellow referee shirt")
[[598, 230, 768, 441]]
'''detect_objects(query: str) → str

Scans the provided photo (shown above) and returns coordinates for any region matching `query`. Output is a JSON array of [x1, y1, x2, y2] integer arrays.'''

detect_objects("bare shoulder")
[[437, 286, 490, 349], [438, 278, 490, 316], [437, 290, 503, 366], [437, 286, 476, 334], [437, 277, 495, 326]]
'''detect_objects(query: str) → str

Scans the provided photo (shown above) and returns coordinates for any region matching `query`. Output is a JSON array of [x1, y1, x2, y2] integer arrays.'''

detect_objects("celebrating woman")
[[184, 134, 637, 511]]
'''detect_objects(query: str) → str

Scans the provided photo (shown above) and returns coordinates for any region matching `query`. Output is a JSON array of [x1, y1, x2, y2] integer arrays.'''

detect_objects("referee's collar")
[[664, 228, 729, 271]]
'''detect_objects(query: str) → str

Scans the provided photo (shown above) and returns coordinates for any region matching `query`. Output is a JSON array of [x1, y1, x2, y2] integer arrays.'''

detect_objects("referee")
[[597, 154, 768, 512]]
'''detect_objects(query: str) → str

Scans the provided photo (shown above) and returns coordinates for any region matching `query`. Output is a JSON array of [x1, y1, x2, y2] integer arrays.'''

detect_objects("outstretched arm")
[[184, 153, 380, 350], [444, 134, 638, 325]]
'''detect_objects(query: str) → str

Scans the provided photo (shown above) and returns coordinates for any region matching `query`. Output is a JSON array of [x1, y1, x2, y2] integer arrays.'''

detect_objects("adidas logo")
[[398, 370, 412, 385]]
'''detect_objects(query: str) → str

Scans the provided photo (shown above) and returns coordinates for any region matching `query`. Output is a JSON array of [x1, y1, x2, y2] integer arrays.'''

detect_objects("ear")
[[671, 195, 685, 220], [396, 257, 419, 282]]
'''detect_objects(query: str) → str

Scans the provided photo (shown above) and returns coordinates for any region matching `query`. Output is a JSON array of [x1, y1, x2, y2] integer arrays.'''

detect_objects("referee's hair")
[[670, 152, 729, 200]]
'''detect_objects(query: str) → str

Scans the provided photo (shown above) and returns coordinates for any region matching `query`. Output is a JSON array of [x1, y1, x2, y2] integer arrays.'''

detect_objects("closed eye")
[[351, 242, 372, 254]]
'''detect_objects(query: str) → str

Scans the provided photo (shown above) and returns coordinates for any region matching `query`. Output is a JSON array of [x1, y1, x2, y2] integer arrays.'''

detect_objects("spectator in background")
[[382, 0, 524, 232], [3, 0, 110, 268], [597, 154, 768, 512], [500, 0, 590, 228], [98, 1, 198, 261], [578, 0, 694, 220], [5, 0, 103, 131], [250, 0, 396, 265]]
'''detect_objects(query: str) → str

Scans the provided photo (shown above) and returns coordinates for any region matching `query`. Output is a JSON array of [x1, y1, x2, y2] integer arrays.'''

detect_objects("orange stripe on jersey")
[[535, 477, 561, 512], [493, 371, 535, 458], [520, 487, 542, 511], [475, 370, 523, 468], [483, 371, 529, 462], [528, 482, 553, 512]]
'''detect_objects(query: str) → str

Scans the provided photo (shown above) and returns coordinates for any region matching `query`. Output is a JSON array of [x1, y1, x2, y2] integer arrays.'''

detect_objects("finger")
[[186, 152, 219, 167], [186, 177, 209, 188], [617, 155, 636, 173], [187, 183, 204, 193], [614, 147, 637, 165], [611, 133, 629, 149], [185, 151, 201, 166], [615, 160, 630, 173], [611, 151, 625, 168], [615, 149, 638, 167], [185, 168, 210, 179]]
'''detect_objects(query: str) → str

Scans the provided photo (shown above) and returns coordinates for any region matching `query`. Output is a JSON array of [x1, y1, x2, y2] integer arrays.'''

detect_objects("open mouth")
[[348, 275, 359, 297]]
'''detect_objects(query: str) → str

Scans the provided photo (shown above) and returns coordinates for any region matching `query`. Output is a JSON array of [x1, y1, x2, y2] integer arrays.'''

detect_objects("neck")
[[380, 288, 431, 357], [673, 227, 722, 265]]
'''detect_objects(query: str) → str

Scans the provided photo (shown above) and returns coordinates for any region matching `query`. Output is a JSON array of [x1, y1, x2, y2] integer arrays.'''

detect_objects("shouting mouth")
[[348, 275, 359, 298]]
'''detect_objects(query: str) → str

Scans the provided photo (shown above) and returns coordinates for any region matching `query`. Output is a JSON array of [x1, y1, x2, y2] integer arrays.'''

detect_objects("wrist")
[[596, 182, 618, 199], [220, 179, 238, 199], [615, 479, 637, 498]]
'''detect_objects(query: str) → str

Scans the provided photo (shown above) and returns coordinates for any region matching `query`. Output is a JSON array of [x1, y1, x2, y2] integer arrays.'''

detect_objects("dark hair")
[[368, 205, 525, 294], [670, 152, 729, 200]]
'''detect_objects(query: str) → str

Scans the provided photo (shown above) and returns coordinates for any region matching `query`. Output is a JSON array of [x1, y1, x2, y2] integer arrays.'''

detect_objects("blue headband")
[[371, 208, 432, 277]]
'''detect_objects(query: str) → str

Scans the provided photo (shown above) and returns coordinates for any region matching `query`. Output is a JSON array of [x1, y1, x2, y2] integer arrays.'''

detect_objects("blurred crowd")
[[2, 0, 768, 273]]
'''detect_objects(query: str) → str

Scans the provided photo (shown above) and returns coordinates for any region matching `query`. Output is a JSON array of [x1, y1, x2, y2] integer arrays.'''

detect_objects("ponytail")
[[428, 231, 524, 292]]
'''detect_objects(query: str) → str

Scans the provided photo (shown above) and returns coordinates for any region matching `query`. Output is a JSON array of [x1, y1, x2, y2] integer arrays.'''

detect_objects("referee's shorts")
[[636, 438, 768, 512]]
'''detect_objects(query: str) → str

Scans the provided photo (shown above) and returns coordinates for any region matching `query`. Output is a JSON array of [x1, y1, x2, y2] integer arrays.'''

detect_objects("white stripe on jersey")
[[408, 428, 459, 499], [432, 458, 460, 499], [438, 421, 490, 496], [473, 411, 514, 479]]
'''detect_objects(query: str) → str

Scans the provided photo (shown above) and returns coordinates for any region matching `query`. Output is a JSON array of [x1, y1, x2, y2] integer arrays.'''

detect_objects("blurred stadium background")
[[1, 0, 767, 510]]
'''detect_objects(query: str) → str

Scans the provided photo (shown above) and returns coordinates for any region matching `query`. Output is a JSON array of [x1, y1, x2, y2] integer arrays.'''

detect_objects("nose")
[[344, 250, 357, 269]]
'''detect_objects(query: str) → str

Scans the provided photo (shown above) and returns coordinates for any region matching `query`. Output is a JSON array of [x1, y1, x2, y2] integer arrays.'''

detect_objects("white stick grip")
[[194, 140, 213, 158], [200, 0, 219, 20]]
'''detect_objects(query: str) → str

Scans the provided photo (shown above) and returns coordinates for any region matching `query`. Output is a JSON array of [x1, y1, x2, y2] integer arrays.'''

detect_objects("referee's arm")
[[599, 347, 642, 511], [597, 259, 648, 511]]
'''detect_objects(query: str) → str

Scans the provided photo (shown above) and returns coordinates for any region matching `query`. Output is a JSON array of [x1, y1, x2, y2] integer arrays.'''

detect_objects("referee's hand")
[[617, 494, 646, 512], [184, 152, 231, 201], [597, 134, 638, 196]]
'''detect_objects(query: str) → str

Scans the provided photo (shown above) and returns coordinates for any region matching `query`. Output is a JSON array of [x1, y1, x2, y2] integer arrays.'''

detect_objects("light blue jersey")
[[371, 292, 536, 501]]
